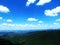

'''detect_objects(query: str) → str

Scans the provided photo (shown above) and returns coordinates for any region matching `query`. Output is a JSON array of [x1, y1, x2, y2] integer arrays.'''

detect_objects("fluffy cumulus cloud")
[[0, 17, 3, 20], [38, 21, 43, 23], [2, 23, 8, 26], [45, 6, 60, 16], [53, 22, 58, 25], [0, 23, 48, 30], [27, 18, 38, 21], [26, 0, 36, 6], [6, 19, 13, 22], [56, 18, 60, 22], [0, 5, 10, 13], [0, 23, 38, 30], [0, 23, 60, 30], [36, 0, 51, 5]]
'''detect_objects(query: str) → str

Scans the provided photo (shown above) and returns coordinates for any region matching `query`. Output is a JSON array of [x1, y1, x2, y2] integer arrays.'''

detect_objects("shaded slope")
[[0, 30, 60, 45], [23, 30, 60, 45]]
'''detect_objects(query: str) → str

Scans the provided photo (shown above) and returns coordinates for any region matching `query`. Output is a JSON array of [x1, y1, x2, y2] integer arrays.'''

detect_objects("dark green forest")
[[0, 30, 60, 45]]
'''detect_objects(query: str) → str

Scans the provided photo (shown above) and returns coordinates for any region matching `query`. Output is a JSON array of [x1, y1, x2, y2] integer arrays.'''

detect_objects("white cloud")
[[26, 0, 36, 6], [6, 19, 13, 22], [45, 6, 60, 16], [2, 23, 8, 26], [8, 24, 15, 27], [0, 23, 38, 30], [0, 5, 10, 13], [0, 23, 60, 30], [36, 0, 51, 5], [0, 23, 47, 30], [38, 21, 43, 23], [27, 18, 38, 21], [56, 18, 60, 22], [0, 17, 3, 20], [53, 22, 58, 25]]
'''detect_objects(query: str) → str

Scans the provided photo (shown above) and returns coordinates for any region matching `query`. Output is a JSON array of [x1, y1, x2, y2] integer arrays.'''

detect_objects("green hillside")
[[0, 30, 60, 45]]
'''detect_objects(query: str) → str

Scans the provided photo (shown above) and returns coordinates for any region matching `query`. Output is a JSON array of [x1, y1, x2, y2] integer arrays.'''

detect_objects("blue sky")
[[0, 0, 60, 30]]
